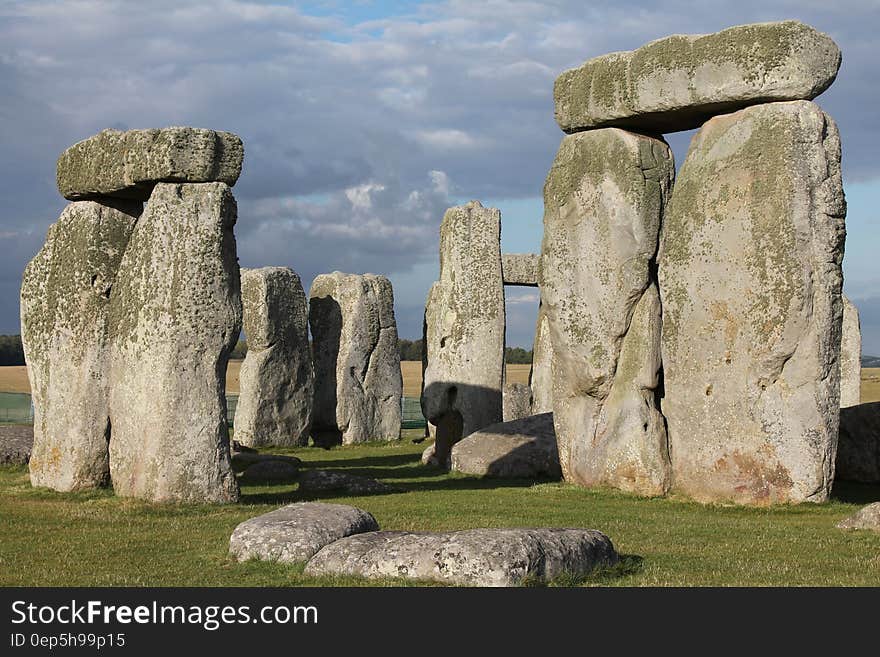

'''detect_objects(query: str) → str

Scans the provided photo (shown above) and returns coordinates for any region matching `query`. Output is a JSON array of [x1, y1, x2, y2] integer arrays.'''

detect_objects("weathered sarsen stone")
[[840, 295, 861, 408], [836, 402, 880, 484], [57, 127, 243, 201], [529, 303, 553, 414], [540, 129, 673, 496], [555, 21, 841, 134], [305, 527, 618, 587], [21, 200, 140, 491], [310, 272, 402, 444], [108, 182, 241, 503], [659, 101, 846, 505], [501, 253, 539, 286], [235, 267, 314, 447], [503, 383, 533, 422], [422, 201, 505, 464], [230, 502, 379, 563], [451, 413, 561, 479]]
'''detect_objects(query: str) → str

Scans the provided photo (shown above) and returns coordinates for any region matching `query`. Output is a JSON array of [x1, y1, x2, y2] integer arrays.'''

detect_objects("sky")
[[1, 0, 878, 351]]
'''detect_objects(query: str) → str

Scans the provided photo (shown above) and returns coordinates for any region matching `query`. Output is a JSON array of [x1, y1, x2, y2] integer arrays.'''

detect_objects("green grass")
[[2, 429, 879, 586]]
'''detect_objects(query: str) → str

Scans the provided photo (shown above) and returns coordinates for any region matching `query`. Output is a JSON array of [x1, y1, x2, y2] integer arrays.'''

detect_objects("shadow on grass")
[[304, 453, 421, 469], [829, 481, 880, 505], [522, 554, 644, 587]]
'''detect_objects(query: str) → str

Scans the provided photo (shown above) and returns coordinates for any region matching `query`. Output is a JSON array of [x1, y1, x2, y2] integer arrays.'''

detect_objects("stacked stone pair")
[[420, 206, 554, 465], [542, 20, 847, 504], [22, 127, 245, 503]]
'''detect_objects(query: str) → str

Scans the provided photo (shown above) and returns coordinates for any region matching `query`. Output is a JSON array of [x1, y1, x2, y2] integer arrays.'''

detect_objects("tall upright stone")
[[840, 295, 861, 408], [422, 201, 505, 464], [235, 267, 314, 447], [21, 200, 140, 492], [540, 129, 673, 496], [529, 303, 553, 414], [108, 182, 241, 503], [309, 272, 402, 445], [659, 100, 846, 505]]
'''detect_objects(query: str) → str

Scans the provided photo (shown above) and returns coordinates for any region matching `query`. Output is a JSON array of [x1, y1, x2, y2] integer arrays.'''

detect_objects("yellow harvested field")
[[0, 366, 29, 393], [4, 363, 876, 403]]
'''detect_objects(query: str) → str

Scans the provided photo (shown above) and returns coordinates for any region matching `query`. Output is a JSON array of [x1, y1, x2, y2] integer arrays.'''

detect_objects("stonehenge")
[[310, 272, 403, 445], [23, 128, 245, 503], [235, 267, 314, 447], [501, 253, 539, 287]]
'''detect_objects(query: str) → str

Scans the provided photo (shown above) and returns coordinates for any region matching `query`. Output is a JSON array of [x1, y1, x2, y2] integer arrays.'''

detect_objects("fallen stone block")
[[451, 413, 560, 479], [229, 502, 379, 563], [305, 527, 618, 586]]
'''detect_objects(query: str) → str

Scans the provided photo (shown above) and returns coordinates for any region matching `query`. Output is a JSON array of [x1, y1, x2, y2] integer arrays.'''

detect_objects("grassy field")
[[1, 430, 879, 586], [2, 364, 879, 586]]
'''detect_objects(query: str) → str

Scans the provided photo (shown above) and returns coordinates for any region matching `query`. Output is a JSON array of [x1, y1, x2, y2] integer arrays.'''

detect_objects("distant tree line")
[[0, 335, 25, 366], [398, 338, 532, 364]]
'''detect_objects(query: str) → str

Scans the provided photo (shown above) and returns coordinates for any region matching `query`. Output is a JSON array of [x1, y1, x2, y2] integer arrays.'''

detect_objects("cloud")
[[0, 0, 877, 348]]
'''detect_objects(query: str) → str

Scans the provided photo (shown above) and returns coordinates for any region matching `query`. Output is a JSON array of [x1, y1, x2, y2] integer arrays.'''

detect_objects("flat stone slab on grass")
[[451, 413, 561, 479], [57, 127, 244, 201], [837, 503, 880, 532], [554, 20, 841, 134], [230, 450, 302, 473], [0, 425, 33, 465], [305, 528, 618, 586], [298, 469, 392, 495], [229, 502, 379, 564]]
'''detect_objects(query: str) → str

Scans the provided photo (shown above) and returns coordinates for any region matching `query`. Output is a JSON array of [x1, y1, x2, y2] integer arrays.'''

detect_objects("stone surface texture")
[[297, 469, 392, 494], [235, 267, 314, 447], [422, 201, 505, 465], [529, 304, 554, 414], [450, 413, 561, 479], [108, 182, 241, 503], [554, 21, 841, 134], [58, 127, 243, 201], [21, 200, 140, 491], [837, 502, 880, 531], [305, 527, 618, 586], [310, 272, 402, 444], [0, 425, 34, 465], [540, 128, 673, 496], [229, 502, 379, 563], [836, 402, 880, 484], [503, 383, 533, 422], [840, 295, 861, 408], [658, 101, 846, 505], [501, 253, 540, 286]]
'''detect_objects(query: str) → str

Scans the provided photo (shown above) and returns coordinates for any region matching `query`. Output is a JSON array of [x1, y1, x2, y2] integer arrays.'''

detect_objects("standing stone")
[[835, 402, 880, 484], [503, 383, 533, 422], [529, 303, 553, 414], [108, 182, 241, 503], [234, 267, 314, 447], [57, 127, 244, 201], [21, 200, 140, 491], [310, 272, 402, 445], [840, 296, 861, 408], [554, 21, 841, 134], [541, 129, 673, 496], [659, 101, 846, 505], [422, 201, 505, 464]]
